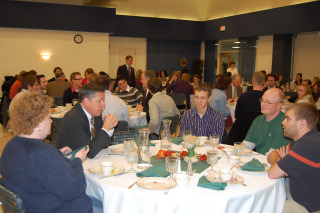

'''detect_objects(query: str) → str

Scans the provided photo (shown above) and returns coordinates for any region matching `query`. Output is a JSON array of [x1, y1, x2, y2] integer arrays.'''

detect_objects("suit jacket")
[[142, 90, 152, 122], [57, 104, 112, 158], [226, 84, 243, 98], [46, 79, 71, 98], [117, 64, 135, 87]]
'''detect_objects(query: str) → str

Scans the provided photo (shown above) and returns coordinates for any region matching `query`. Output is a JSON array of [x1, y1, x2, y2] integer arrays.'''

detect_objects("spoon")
[[227, 164, 236, 174]]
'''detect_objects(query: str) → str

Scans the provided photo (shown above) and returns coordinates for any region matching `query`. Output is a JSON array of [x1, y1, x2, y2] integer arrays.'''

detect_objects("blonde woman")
[[135, 69, 143, 86], [295, 84, 315, 104]]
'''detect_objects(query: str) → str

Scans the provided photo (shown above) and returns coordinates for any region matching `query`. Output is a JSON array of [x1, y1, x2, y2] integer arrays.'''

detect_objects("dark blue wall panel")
[[0, 0, 116, 33], [113, 15, 203, 41], [203, 1, 320, 40]]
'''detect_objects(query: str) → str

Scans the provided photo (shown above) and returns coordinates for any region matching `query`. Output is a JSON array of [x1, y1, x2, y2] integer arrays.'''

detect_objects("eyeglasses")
[[259, 98, 282, 105], [74, 78, 83, 81]]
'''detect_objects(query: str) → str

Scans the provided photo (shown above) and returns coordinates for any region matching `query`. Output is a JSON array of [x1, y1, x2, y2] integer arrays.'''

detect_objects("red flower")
[[200, 154, 207, 162]]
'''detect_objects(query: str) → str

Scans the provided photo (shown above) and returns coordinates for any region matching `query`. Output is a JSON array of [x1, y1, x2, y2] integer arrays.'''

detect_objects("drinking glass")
[[123, 139, 135, 155], [182, 130, 192, 141], [234, 142, 245, 156], [166, 156, 178, 180], [126, 149, 138, 172], [207, 150, 219, 173], [209, 134, 220, 149]]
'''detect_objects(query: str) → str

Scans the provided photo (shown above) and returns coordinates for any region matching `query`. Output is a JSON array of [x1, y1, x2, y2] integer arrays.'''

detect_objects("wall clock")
[[74, 34, 83, 44]]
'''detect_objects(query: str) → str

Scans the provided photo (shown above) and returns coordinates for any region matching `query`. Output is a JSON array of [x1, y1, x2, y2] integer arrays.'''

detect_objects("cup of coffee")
[[100, 161, 114, 175]]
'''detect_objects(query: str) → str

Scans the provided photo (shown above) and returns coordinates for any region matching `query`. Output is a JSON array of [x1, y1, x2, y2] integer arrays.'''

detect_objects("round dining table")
[[83, 141, 286, 213]]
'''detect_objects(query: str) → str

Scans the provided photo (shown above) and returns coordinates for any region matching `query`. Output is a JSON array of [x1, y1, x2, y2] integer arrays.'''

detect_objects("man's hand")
[[75, 145, 89, 161], [279, 145, 290, 158], [103, 114, 118, 131], [136, 104, 143, 111], [60, 146, 72, 156]]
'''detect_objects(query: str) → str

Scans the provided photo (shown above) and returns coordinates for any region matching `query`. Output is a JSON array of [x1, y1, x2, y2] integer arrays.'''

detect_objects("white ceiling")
[[18, 0, 317, 21]]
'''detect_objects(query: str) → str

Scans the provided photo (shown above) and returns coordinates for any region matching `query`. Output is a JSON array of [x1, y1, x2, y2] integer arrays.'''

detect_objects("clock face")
[[74, 34, 83, 44]]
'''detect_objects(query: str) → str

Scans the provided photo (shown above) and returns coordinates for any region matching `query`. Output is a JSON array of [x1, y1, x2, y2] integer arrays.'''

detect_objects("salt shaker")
[[187, 159, 193, 176]]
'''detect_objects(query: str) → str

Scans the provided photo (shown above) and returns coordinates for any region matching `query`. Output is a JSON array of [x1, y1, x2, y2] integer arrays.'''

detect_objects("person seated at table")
[[166, 70, 181, 86], [97, 75, 129, 123], [268, 103, 320, 213], [63, 72, 82, 105], [210, 75, 230, 120], [295, 84, 315, 105], [46, 72, 71, 99], [57, 83, 118, 158], [226, 74, 243, 100], [291, 73, 303, 91], [263, 74, 280, 91], [192, 74, 201, 89], [147, 77, 179, 139], [115, 75, 143, 107], [166, 73, 194, 108], [10, 75, 40, 106], [87, 72, 98, 84], [135, 69, 143, 86], [243, 88, 290, 154], [135, 70, 156, 122], [82, 67, 94, 85], [226, 71, 265, 145], [0, 92, 96, 213], [180, 83, 224, 139], [159, 69, 169, 85]]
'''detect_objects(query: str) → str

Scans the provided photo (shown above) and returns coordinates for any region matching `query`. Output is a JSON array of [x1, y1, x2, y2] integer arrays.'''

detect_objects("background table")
[[128, 111, 147, 127], [83, 142, 286, 213]]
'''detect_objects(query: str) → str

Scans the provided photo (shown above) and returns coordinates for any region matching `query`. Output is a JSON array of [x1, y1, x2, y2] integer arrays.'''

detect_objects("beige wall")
[[292, 33, 320, 81], [109, 36, 147, 79], [255, 35, 273, 73], [0, 27, 109, 96]]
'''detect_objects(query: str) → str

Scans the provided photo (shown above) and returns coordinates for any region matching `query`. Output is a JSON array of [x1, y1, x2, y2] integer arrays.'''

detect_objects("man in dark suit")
[[57, 83, 118, 158], [263, 74, 281, 91], [226, 74, 243, 99], [117, 55, 135, 87], [136, 70, 156, 122]]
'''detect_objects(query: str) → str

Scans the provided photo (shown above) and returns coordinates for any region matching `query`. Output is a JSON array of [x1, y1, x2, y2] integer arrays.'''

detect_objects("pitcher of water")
[[160, 119, 172, 150], [137, 128, 151, 169]]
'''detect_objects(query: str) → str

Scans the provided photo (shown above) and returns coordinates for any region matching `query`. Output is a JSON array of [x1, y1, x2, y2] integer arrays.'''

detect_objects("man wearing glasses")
[[63, 72, 82, 105], [243, 88, 291, 154]]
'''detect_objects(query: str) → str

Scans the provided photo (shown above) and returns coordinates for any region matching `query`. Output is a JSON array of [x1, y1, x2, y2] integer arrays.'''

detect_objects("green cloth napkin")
[[136, 166, 170, 177], [134, 135, 155, 146], [197, 176, 227, 191], [172, 137, 183, 145], [241, 158, 265, 171], [150, 157, 210, 174], [65, 145, 87, 160]]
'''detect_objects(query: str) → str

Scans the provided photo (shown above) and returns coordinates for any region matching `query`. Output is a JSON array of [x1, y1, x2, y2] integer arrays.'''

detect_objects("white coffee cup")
[[219, 169, 233, 182], [228, 156, 240, 165], [174, 173, 189, 186], [100, 161, 114, 175]]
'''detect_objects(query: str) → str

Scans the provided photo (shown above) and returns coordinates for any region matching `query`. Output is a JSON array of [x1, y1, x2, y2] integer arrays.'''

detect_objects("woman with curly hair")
[[0, 92, 97, 213], [295, 84, 315, 105]]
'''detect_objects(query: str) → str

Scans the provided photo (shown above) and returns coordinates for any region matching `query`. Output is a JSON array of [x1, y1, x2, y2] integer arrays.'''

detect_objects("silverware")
[[98, 172, 128, 179], [222, 150, 231, 159], [128, 176, 143, 189], [227, 164, 236, 174]]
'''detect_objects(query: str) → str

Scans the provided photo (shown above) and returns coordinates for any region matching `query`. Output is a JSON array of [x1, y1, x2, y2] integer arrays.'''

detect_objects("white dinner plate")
[[137, 177, 176, 190], [89, 165, 125, 176], [206, 173, 244, 185]]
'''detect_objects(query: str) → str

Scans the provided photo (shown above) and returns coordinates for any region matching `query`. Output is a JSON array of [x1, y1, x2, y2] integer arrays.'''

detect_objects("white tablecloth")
[[83, 142, 285, 213], [128, 111, 147, 127]]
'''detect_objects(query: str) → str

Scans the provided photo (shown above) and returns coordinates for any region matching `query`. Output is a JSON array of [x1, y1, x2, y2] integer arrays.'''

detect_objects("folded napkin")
[[241, 158, 265, 171], [65, 145, 88, 160], [172, 137, 184, 145], [134, 136, 155, 146], [197, 176, 227, 191], [136, 166, 170, 177]]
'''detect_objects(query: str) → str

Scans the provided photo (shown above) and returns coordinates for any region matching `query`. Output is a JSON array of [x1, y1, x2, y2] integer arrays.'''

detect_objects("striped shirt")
[[179, 106, 224, 140], [116, 86, 143, 107], [102, 90, 129, 122]]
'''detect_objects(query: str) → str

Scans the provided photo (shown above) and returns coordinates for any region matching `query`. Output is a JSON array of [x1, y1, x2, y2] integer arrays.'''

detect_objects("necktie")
[[128, 67, 131, 83], [90, 117, 96, 140]]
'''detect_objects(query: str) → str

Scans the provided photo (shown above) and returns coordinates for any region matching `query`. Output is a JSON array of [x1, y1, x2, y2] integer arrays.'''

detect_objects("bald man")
[[243, 88, 291, 154]]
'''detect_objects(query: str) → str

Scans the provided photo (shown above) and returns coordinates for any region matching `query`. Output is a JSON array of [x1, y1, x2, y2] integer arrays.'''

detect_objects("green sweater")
[[245, 112, 291, 154]]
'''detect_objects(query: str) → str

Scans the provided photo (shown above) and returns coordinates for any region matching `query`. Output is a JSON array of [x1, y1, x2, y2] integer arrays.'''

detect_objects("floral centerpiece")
[[183, 135, 198, 163]]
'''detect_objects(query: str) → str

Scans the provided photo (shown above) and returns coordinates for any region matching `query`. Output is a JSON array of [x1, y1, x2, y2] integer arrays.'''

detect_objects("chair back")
[[167, 93, 187, 109], [189, 94, 195, 109], [0, 183, 25, 213], [114, 120, 129, 133], [54, 97, 64, 106], [160, 114, 180, 136]]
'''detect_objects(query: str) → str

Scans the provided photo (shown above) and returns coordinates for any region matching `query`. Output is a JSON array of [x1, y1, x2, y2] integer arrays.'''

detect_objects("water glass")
[[234, 142, 245, 156], [166, 156, 178, 180], [123, 139, 135, 155], [126, 149, 138, 172], [209, 134, 220, 149], [207, 150, 219, 173]]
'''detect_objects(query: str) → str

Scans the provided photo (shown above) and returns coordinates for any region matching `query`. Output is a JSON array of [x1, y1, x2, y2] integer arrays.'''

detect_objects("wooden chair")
[[0, 183, 25, 213], [167, 93, 187, 114]]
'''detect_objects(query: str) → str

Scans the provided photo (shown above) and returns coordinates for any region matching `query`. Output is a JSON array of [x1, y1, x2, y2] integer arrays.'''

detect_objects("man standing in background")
[[117, 55, 135, 87]]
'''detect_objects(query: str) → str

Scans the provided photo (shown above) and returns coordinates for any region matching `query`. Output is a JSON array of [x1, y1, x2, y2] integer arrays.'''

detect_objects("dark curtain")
[[147, 39, 201, 75], [239, 38, 257, 82], [204, 40, 217, 84]]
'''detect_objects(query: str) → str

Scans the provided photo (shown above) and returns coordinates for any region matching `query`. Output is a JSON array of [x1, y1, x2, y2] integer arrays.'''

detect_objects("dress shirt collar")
[[105, 90, 112, 95], [121, 85, 131, 92], [126, 64, 130, 69], [81, 105, 93, 124], [71, 86, 80, 93]]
